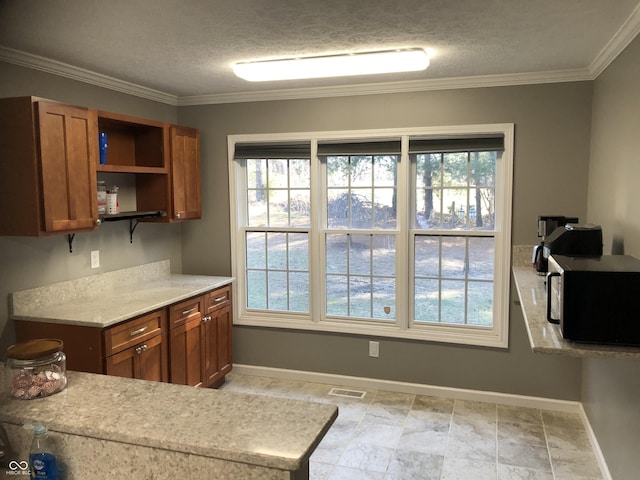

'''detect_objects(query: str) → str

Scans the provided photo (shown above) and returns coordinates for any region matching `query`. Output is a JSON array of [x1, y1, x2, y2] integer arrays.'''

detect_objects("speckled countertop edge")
[[0, 366, 338, 471], [10, 260, 234, 328], [512, 266, 640, 360]]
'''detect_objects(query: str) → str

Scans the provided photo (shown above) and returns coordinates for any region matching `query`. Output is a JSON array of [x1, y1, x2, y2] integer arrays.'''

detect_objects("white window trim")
[[228, 124, 514, 348]]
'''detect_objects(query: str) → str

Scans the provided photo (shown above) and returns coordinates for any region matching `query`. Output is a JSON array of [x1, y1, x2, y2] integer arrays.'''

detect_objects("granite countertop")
[[0, 365, 338, 471], [512, 266, 640, 360], [11, 260, 234, 328]]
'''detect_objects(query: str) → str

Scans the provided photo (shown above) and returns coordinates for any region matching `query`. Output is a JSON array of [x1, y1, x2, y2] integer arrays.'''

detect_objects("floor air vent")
[[328, 387, 367, 399]]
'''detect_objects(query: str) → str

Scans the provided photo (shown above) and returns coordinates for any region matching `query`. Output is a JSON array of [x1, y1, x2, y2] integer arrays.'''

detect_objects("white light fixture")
[[233, 48, 430, 82]]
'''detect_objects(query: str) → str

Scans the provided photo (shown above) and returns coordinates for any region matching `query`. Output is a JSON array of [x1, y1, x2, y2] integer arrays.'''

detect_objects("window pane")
[[290, 159, 311, 188], [289, 190, 310, 227], [268, 159, 288, 188], [288, 233, 309, 271], [373, 187, 396, 228], [267, 189, 289, 227], [247, 189, 268, 226], [247, 270, 266, 309], [470, 151, 496, 188], [440, 279, 466, 324], [351, 156, 372, 187], [372, 236, 395, 277], [415, 278, 439, 321], [467, 281, 493, 326], [372, 278, 395, 319], [327, 189, 350, 228], [443, 152, 468, 187], [326, 234, 348, 274], [326, 274, 348, 316], [289, 272, 310, 312], [468, 237, 494, 280], [441, 237, 466, 279], [327, 156, 349, 187], [415, 236, 439, 277], [268, 271, 288, 310], [246, 232, 265, 269], [267, 233, 287, 270], [349, 234, 371, 276], [247, 159, 267, 189], [350, 190, 373, 228], [349, 276, 371, 317]]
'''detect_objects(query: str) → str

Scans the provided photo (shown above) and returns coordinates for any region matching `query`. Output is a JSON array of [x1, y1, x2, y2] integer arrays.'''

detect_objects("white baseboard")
[[233, 363, 581, 412], [232, 363, 611, 480]]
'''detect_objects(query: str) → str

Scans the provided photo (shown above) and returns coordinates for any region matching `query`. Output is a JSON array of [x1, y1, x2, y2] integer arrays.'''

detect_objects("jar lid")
[[7, 338, 64, 360]]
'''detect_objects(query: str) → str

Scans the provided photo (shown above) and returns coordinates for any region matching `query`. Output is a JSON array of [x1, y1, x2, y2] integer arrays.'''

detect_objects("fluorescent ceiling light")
[[233, 48, 429, 82]]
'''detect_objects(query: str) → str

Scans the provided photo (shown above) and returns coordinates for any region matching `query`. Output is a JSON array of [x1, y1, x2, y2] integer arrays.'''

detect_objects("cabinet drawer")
[[205, 286, 231, 313], [170, 296, 203, 328], [105, 309, 166, 356]]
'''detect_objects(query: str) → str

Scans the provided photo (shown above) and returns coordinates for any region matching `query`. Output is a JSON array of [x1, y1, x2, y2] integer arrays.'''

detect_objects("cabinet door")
[[201, 312, 219, 387], [170, 125, 201, 221], [105, 334, 167, 382], [215, 304, 233, 379], [169, 296, 205, 387], [203, 286, 233, 387], [169, 314, 205, 387], [36, 101, 99, 232]]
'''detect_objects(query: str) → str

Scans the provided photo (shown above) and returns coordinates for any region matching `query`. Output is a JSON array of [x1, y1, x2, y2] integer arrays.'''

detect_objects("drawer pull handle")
[[135, 344, 148, 354], [182, 307, 196, 316], [214, 295, 226, 303], [130, 326, 148, 337]]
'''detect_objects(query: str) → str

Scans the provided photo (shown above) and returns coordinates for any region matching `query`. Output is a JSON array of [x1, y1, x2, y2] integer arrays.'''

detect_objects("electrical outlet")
[[369, 341, 379, 358], [91, 250, 100, 269]]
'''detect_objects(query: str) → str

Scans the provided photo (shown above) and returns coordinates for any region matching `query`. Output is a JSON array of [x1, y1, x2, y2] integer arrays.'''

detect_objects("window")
[[229, 126, 513, 347]]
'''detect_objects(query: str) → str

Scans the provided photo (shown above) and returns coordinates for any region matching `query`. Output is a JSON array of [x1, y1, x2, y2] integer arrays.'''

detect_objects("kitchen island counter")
[[0, 364, 338, 479]]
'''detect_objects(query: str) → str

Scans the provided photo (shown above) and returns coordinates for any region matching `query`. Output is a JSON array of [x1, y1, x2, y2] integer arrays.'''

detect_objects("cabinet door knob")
[[135, 344, 148, 354], [95, 218, 102, 225]]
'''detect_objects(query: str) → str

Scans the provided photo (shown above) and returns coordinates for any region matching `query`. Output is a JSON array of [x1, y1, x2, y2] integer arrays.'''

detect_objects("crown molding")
[[177, 69, 593, 105], [3, 18, 638, 109], [0, 46, 178, 106], [589, 2, 640, 77]]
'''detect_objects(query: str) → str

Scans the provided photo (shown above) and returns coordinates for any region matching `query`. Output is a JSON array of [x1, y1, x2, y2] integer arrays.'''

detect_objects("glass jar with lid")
[[6, 339, 67, 400]]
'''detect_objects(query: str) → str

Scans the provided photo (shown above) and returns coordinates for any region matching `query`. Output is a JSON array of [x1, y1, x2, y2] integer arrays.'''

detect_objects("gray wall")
[[0, 62, 184, 357], [178, 81, 594, 400], [584, 34, 640, 480]]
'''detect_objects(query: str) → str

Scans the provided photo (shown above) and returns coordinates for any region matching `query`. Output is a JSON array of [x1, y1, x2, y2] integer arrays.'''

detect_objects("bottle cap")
[[33, 424, 47, 435]]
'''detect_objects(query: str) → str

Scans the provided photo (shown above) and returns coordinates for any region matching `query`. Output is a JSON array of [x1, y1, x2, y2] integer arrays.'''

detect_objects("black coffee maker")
[[532, 215, 578, 274]]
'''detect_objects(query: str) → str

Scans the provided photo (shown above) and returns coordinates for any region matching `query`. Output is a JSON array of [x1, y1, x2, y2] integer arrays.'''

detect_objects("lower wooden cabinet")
[[105, 333, 167, 382], [203, 286, 233, 387], [14, 284, 233, 388], [169, 296, 206, 387], [103, 309, 168, 382], [169, 285, 233, 388]]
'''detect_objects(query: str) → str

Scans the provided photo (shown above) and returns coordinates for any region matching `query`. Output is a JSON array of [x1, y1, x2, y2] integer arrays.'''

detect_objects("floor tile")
[[441, 457, 497, 480], [386, 449, 444, 479], [220, 373, 605, 480], [498, 420, 547, 448], [498, 443, 552, 472], [497, 464, 554, 480], [336, 442, 394, 472]]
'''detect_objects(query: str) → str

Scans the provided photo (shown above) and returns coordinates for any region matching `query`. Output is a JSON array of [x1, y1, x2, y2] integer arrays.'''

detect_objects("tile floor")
[[219, 373, 604, 480]]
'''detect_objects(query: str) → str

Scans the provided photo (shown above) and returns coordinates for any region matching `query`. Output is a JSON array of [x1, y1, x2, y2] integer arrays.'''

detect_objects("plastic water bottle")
[[29, 424, 58, 479]]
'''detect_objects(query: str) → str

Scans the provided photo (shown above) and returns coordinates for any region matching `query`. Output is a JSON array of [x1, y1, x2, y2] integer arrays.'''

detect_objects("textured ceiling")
[[1, 0, 639, 104]]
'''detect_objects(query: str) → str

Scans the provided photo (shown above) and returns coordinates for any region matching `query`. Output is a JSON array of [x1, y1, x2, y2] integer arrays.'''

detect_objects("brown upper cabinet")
[[0, 96, 202, 237], [170, 125, 201, 221], [0, 97, 99, 235]]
